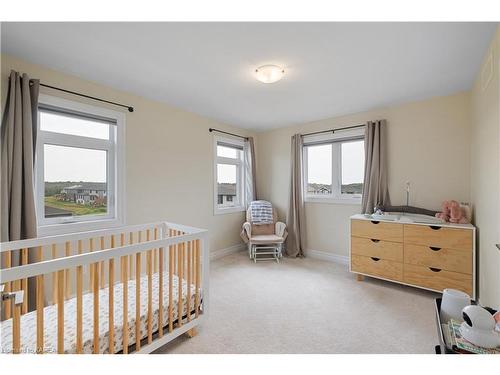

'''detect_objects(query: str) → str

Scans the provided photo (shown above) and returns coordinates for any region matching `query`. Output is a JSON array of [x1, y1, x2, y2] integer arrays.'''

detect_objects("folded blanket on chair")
[[250, 200, 273, 225]]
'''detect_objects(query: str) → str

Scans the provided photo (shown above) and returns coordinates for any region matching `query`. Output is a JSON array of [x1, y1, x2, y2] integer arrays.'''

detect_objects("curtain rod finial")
[[128, 107, 134, 113]]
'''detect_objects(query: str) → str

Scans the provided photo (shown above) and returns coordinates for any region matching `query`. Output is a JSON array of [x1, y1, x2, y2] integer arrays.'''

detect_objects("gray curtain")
[[361, 120, 390, 214], [286, 134, 305, 257], [1, 71, 39, 309], [244, 136, 257, 204]]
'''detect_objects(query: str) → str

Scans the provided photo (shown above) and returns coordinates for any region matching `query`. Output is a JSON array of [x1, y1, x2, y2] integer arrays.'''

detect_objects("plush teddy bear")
[[449, 200, 469, 224], [436, 200, 469, 224], [435, 200, 451, 222]]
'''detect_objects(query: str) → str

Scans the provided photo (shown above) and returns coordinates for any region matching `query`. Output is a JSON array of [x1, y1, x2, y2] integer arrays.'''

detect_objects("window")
[[214, 137, 245, 214], [303, 129, 365, 203], [36, 95, 125, 235]]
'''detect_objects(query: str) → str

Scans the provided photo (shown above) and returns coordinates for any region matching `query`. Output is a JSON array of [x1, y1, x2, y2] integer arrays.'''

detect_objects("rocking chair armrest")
[[275, 221, 287, 237], [242, 222, 252, 237]]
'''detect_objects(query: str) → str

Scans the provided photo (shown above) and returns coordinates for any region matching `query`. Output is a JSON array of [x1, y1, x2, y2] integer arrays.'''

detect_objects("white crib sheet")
[[0, 271, 199, 353]]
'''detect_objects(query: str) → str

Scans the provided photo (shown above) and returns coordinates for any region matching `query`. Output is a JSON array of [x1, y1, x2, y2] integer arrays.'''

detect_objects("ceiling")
[[1, 22, 496, 131]]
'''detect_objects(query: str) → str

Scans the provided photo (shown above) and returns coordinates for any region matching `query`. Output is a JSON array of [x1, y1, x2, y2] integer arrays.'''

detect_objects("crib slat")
[[173, 231, 177, 275], [76, 240, 83, 354], [158, 246, 164, 337], [154, 228, 158, 273], [147, 249, 153, 344], [65, 242, 71, 300], [89, 238, 94, 292], [3, 250, 12, 319], [195, 239, 200, 318], [21, 248, 28, 314], [177, 241, 183, 327], [168, 234, 174, 333], [52, 244, 58, 305], [109, 235, 115, 354], [12, 302, 21, 354], [122, 254, 129, 354], [109, 258, 115, 354], [36, 246, 44, 353], [135, 252, 141, 351], [129, 232, 134, 281], [57, 269, 65, 354], [100, 237, 105, 289], [187, 241, 191, 322], [120, 233, 125, 283], [93, 262, 99, 354], [146, 230, 153, 344], [192, 241, 196, 302]]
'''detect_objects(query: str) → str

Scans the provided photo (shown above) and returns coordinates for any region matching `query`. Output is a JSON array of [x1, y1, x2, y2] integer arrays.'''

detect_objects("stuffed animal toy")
[[449, 200, 469, 224], [435, 200, 451, 222], [436, 200, 470, 224]]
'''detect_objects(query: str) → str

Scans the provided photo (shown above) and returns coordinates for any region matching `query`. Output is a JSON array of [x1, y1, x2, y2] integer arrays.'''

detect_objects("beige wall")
[[1, 54, 255, 254], [470, 26, 500, 308], [256, 92, 472, 257]]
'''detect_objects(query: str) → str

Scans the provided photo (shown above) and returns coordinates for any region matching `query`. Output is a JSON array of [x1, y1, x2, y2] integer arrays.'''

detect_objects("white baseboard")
[[306, 249, 349, 265], [210, 243, 246, 261], [210, 245, 348, 264]]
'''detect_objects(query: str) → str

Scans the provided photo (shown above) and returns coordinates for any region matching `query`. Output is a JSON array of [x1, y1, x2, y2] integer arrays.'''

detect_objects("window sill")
[[305, 197, 362, 205], [38, 218, 123, 237], [214, 206, 246, 216]]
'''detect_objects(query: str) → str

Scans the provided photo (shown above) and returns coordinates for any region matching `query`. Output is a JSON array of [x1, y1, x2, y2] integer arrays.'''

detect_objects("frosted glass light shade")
[[255, 65, 285, 83]]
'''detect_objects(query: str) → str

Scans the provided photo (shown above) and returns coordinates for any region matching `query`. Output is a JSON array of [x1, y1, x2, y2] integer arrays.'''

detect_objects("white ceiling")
[[1, 22, 496, 131]]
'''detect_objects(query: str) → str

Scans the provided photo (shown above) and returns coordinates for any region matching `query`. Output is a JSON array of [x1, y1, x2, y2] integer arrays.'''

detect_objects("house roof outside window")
[[62, 182, 107, 192], [217, 183, 236, 196]]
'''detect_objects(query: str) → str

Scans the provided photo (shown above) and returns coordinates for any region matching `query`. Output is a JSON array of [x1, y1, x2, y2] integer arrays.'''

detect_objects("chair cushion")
[[250, 234, 284, 244], [251, 223, 275, 235]]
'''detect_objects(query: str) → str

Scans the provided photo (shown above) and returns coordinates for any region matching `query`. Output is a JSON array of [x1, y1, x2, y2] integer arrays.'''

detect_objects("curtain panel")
[[286, 134, 305, 257], [361, 120, 391, 214], [244, 136, 257, 204], [1, 70, 40, 310]]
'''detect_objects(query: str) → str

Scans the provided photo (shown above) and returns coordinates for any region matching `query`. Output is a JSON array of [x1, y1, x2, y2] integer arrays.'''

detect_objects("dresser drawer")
[[351, 220, 403, 242], [403, 224, 472, 250], [404, 244, 472, 274], [351, 255, 403, 282], [403, 263, 472, 296], [351, 236, 403, 262]]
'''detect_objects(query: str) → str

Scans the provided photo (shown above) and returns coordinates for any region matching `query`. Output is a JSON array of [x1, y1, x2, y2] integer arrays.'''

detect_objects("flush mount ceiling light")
[[254, 65, 285, 83]]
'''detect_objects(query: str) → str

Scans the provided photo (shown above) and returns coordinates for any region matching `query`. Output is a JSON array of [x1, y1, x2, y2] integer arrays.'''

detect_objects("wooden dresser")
[[349, 214, 476, 298]]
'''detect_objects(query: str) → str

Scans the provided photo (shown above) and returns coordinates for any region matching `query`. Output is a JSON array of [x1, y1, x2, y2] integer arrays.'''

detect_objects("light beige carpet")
[[155, 251, 438, 354]]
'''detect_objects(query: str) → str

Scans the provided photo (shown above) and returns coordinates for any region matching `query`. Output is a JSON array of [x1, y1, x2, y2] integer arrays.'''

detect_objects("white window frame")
[[36, 94, 126, 236], [213, 136, 246, 215], [303, 128, 365, 205]]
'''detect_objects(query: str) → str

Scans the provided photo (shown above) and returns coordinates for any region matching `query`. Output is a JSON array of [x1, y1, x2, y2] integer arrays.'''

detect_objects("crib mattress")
[[0, 272, 199, 353]]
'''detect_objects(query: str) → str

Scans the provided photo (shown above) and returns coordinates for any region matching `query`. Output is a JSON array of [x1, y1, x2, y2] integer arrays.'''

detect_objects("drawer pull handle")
[[429, 246, 441, 251], [370, 257, 381, 262], [370, 239, 380, 243], [370, 220, 380, 224], [429, 267, 442, 272], [429, 225, 441, 230]]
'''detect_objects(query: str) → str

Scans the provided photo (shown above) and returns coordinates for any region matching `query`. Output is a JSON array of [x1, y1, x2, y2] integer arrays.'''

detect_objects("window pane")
[[306, 144, 332, 195], [217, 144, 240, 159], [44, 144, 108, 218], [217, 163, 237, 207], [40, 111, 110, 140], [341, 140, 364, 195]]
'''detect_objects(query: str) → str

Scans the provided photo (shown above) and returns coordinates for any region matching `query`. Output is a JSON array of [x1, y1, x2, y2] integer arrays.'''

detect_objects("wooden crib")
[[0, 221, 209, 354]]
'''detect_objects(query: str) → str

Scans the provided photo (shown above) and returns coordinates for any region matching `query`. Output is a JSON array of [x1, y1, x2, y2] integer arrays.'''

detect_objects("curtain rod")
[[301, 123, 365, 137], [30, 81, 134, 112], [209, 128, 249, 140]]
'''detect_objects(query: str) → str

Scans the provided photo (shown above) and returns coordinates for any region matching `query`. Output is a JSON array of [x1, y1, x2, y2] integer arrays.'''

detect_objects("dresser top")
[[350, 214, 475, 230]]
